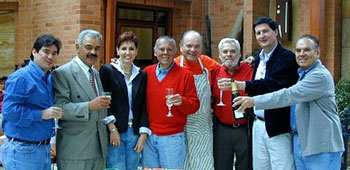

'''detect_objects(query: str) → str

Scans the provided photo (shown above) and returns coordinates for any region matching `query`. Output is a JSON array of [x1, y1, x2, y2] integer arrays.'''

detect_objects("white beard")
[[223, 58, 239, 69]]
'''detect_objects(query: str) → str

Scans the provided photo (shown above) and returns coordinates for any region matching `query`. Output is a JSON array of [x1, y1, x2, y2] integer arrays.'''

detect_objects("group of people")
[[0, 16, 344, 170]]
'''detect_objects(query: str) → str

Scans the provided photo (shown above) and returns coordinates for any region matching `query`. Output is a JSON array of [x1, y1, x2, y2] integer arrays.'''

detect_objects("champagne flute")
[[53, 118, 62, 130], [165, 88, 174, 117], [52, 106, 63, 130], [217, 77, 226, 106]]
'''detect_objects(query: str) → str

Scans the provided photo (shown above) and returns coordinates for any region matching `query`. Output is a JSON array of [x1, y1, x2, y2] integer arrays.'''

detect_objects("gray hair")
[[218, 38, 241, 53], [154, 36, 177, 52], [298, 34, 320, 50], [77, 29, 102, 47], [180, 30, 203, 46]]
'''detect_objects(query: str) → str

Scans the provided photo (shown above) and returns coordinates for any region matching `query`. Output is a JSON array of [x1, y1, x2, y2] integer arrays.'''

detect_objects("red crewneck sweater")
[[144, 63, 200, 136]]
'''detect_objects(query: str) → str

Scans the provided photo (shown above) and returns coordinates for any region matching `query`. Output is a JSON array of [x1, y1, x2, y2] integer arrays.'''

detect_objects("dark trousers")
[[213, 121, 252, 170]]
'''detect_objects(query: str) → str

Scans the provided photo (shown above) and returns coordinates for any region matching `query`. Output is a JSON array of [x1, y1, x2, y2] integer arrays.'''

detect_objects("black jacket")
[[245, 43, 299, 137], [99, 64, 149, 135]]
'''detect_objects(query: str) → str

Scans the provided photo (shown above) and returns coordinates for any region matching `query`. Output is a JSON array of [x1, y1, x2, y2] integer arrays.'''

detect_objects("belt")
[[256, 116, 265, 121], [220, 121, 246, 128], [7, 136, 51, 145], [128, 120, 133, 127]]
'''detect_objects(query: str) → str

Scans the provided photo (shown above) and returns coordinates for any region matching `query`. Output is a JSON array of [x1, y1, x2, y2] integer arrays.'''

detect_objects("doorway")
[[115, 3, 172, 68]]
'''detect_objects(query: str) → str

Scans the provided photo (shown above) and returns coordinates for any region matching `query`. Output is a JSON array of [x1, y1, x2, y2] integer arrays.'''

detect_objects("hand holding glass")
[[100, 92, 112, 107], [51, 106, 63, 130], [217, 78, 232, 106], [165, 88, 174, 117]]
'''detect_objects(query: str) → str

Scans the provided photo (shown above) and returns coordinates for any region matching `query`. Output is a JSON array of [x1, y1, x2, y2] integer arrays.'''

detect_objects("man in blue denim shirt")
[[1, 34, 63, 170]]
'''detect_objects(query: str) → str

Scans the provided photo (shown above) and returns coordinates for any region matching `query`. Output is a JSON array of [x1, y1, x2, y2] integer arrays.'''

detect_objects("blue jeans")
[[142, 132, 185, 169], [293, 134, 342, 170], [0, 140, 51, 170], [107, 127, 140, 170]]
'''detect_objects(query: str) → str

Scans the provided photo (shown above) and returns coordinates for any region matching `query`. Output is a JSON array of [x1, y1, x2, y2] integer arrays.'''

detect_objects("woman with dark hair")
[[99, 32, 149, 170]]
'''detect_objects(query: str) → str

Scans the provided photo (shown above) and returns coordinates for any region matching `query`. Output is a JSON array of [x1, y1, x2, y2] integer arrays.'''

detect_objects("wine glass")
[[165, 88, 174, 117], [52, 106, 63, 130], [100, 92, 112, 99], [53, 118, 62, 130], [217, 77, 226, 106]]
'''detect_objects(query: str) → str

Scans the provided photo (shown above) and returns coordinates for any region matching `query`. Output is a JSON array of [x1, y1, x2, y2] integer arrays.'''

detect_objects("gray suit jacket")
[[52, 58, 108, 160], [253, 60, 344, 156]]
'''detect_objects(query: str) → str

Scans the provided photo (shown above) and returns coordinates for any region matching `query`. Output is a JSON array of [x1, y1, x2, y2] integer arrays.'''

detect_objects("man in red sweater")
[[142, 36, 200, 169], [212, 38, 254, 170]]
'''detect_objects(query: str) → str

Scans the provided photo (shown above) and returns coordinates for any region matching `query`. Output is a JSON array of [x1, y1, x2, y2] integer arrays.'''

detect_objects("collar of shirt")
[[258, 42, 278, 65], [156, 62, 175, 77], [74, 56, 93, 80], [28, 60, 51, 83], [297, 59, 320, 80], [28, 60, 45, 77], [112, 59, 140, 82]]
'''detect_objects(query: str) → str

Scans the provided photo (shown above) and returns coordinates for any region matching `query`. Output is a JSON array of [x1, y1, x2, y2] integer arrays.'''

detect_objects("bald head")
[[180, 30, 203, 62]]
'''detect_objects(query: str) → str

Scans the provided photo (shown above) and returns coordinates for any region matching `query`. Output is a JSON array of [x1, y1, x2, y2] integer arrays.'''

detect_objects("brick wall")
[[0, 0, 105, 68], [209, 0, 244, 60], [243, 0, 269, 58], [0, 11, 15, 77], [0, 0, 344, 80], [324, 0, 342, 82]]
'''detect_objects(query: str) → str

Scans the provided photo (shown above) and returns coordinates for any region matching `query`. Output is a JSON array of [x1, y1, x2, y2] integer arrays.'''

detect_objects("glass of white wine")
[[217, 77, 227, 106], [165, 88, 174, 117]]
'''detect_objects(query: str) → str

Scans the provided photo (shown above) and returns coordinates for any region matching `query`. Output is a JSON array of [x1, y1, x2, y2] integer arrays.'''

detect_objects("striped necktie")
[[89, 68, 98, 96]]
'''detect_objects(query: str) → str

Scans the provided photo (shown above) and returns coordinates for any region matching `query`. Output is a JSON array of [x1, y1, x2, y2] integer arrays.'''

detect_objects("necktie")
[[89, 68, 98, 96]]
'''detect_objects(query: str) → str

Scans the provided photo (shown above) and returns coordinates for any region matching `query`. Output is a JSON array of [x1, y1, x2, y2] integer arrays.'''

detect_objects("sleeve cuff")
[[34, 109, 43, 121], [139, 127, 152, 136], [102, 115, 116, 125]]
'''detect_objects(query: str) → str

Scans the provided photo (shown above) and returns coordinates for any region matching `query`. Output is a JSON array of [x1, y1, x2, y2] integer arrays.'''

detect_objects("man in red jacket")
[[142, 36, 200, 169]]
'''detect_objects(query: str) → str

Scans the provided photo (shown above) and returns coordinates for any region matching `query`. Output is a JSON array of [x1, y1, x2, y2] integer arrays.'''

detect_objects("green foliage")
[[335, 79, 350, 120]]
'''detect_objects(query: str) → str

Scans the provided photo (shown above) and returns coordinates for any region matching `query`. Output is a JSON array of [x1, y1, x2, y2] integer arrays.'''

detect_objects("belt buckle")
[[232, 124, 240, 128], [128, 121, 133, 127]]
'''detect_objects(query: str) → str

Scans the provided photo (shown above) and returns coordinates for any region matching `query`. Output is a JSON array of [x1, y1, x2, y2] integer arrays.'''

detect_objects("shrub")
[[335, 79, 350, 120]]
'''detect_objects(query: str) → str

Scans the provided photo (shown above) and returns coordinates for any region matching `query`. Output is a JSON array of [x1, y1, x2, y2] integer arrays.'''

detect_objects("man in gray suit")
[[52, 29, 111, 170], [233, 34, 344, 170]]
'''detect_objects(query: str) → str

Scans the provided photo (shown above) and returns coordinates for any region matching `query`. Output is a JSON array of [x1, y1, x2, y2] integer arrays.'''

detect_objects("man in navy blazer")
[[235, 17, 299, 170]]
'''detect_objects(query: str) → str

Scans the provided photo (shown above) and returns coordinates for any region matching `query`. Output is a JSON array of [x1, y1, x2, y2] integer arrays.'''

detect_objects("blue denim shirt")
[[290, 60, 320, 132], [2, 60, 55, 141]]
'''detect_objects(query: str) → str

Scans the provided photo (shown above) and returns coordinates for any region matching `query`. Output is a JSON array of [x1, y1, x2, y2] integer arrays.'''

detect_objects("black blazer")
[[245, 43, 299, 137], [99, 64, 149, 135]]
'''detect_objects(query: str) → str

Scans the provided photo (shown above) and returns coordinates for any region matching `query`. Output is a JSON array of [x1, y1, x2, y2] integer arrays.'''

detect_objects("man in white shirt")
[[235, 17, 299, 170]]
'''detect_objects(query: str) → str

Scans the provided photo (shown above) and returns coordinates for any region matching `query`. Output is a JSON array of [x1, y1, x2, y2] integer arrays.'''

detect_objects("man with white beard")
[[211, 38, 254, 170]]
